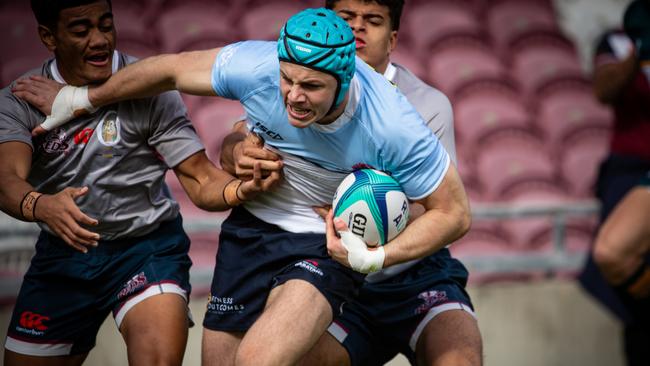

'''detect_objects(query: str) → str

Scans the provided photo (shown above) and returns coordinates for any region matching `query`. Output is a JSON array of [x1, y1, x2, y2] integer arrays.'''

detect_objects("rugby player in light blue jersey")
[[15, 8, 471, 366]]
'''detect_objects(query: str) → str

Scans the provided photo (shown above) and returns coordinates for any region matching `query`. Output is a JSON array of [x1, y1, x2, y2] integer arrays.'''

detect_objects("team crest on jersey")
[[41, 128, 70, 154], [97, 111, 121, 146]]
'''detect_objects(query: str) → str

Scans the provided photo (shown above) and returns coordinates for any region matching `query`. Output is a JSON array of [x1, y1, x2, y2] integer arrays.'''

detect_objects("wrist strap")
[[21, 191, 43, 222], [223, 179, 243, 207]]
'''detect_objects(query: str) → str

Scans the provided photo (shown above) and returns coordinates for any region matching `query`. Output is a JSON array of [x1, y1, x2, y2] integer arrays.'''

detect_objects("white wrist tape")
[[40, 85, 96, 131], [339, 231, 385, 274]]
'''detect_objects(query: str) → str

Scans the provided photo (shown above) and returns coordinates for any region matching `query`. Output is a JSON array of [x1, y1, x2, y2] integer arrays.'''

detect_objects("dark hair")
[[325, 0, 404, 31], [31, 0, 112, 29]]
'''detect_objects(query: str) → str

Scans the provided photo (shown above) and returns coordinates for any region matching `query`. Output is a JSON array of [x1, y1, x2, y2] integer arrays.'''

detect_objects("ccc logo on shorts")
[[19, 311, 50, 331]]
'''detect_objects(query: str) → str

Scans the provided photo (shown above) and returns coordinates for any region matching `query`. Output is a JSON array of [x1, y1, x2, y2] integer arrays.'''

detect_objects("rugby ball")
[[332, 169, 409, 247]]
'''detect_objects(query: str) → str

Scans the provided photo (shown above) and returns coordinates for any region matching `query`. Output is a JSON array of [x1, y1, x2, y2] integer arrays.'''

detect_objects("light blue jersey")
[[212, 41, 450, 233]]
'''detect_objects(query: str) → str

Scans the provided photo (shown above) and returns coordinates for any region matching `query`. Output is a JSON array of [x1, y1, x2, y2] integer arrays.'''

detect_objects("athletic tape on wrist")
[[223, 179, 243, 207], [339, 231, 385, 274], [40, 85, 96, 131], [20, 191, 43, 222]]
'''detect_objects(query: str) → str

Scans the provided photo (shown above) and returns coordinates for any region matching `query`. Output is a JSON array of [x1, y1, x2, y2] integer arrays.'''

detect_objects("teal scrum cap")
[[278, 8, 356, 111]]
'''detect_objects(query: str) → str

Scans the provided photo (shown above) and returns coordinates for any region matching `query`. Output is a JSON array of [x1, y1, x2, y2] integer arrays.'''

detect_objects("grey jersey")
[[0, 52, 205, 240], [367, 62, 458, 283], [386, 62, 457, 163]]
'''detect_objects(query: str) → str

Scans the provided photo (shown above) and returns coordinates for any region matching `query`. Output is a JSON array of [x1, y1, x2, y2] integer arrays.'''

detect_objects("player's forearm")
[[88, 54, 180, 108], [0, 143, 37, 221], [88, 49, 220, 108], [174, 152, 240, 211], [220, 124, 248, 174], [593, 52, 639, 104], [383, 164, 471, 267], [383, 201, 471, 267]]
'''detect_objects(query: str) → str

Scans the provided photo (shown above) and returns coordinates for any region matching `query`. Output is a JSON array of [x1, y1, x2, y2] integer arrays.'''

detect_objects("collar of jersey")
[[383, 62, 397, 82], [50, 50, 120, 85], [309, 75, 360, 133]]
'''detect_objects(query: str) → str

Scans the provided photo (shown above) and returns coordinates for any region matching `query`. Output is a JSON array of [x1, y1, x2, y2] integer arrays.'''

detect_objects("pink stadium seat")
[[510, 31, 585, 96], [450, 220, 513, 257], [403, 1, 481, 55], [427, 37, 506, 98], [156, 4, 238, 53], [476, 132, 554, 200], [453, 80, 532, 147], [113, 3, 160, 58], [0, 7, 49, 66], [559, 128, 610, 197], [390, 47, 427, 81], [500, 185, 573, 250], [485, 0, 558, 54], [191, 100, 246, 161], [535, 80, 613, 149], [242, 2, 305, 40]]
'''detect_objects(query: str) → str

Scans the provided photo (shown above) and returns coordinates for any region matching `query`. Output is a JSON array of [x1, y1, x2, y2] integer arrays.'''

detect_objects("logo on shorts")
[[118, 272, 148, 300], [295, 260, 324, 276], [415, 290, 448, 315], [16, 311, 50, 336], [97, 111, 120, 146], [206, 294, 245, 314], [42, 128, 70, 154]]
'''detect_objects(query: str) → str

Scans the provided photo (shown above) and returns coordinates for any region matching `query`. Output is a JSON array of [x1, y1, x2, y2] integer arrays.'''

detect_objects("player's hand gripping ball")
[[332, 169, 409, 247]]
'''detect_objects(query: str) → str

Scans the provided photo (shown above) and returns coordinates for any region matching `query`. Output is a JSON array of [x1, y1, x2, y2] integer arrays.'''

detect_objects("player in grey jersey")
[[0, 1, 277, 365], [224, 1, 482, 365]]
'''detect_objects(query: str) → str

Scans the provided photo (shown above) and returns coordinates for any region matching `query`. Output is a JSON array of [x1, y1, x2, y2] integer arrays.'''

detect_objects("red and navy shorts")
[[327, 248, 475, 366], [4, 216, 192, 356]]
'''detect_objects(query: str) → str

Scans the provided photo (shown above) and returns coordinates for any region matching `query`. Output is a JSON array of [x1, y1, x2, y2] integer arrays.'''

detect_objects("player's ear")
[[389, 30, 398, 54], [38, 25, 56, 52]]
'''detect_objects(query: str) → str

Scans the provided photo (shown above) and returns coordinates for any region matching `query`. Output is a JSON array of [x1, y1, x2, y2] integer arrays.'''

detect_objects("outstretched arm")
[[13, 48, 222, 134], [0, 142, 100, 252]]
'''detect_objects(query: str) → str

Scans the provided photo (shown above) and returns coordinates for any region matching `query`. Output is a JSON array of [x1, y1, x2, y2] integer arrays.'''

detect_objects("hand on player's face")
[[233, 132, 283, 180], [36, 186, 100, 253]]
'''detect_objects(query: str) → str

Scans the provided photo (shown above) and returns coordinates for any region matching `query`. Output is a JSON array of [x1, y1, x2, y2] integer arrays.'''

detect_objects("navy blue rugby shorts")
[[203, 206, 365, 332], [327, 248, 476, 366]]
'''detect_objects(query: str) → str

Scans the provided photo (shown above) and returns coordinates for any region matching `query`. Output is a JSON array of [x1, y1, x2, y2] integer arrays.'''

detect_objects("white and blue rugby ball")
[[332, 169, 409, 247]]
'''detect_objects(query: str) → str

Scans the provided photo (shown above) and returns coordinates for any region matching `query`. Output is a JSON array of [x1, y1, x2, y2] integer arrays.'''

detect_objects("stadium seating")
[[509, 30, 586, 97], [190, 100, 245, 161], [0, 6, 49, 85], [157, 4, 239, 53], [558, 127, 610, 197], [535, 79, 612, 150], [485, 0, 559, 55], [476, 131, 555, 201], [241, 2, 305, 40], [453, 79, 533, 148], [426, 36, 506, 98], [403, 1, 482, 57]]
